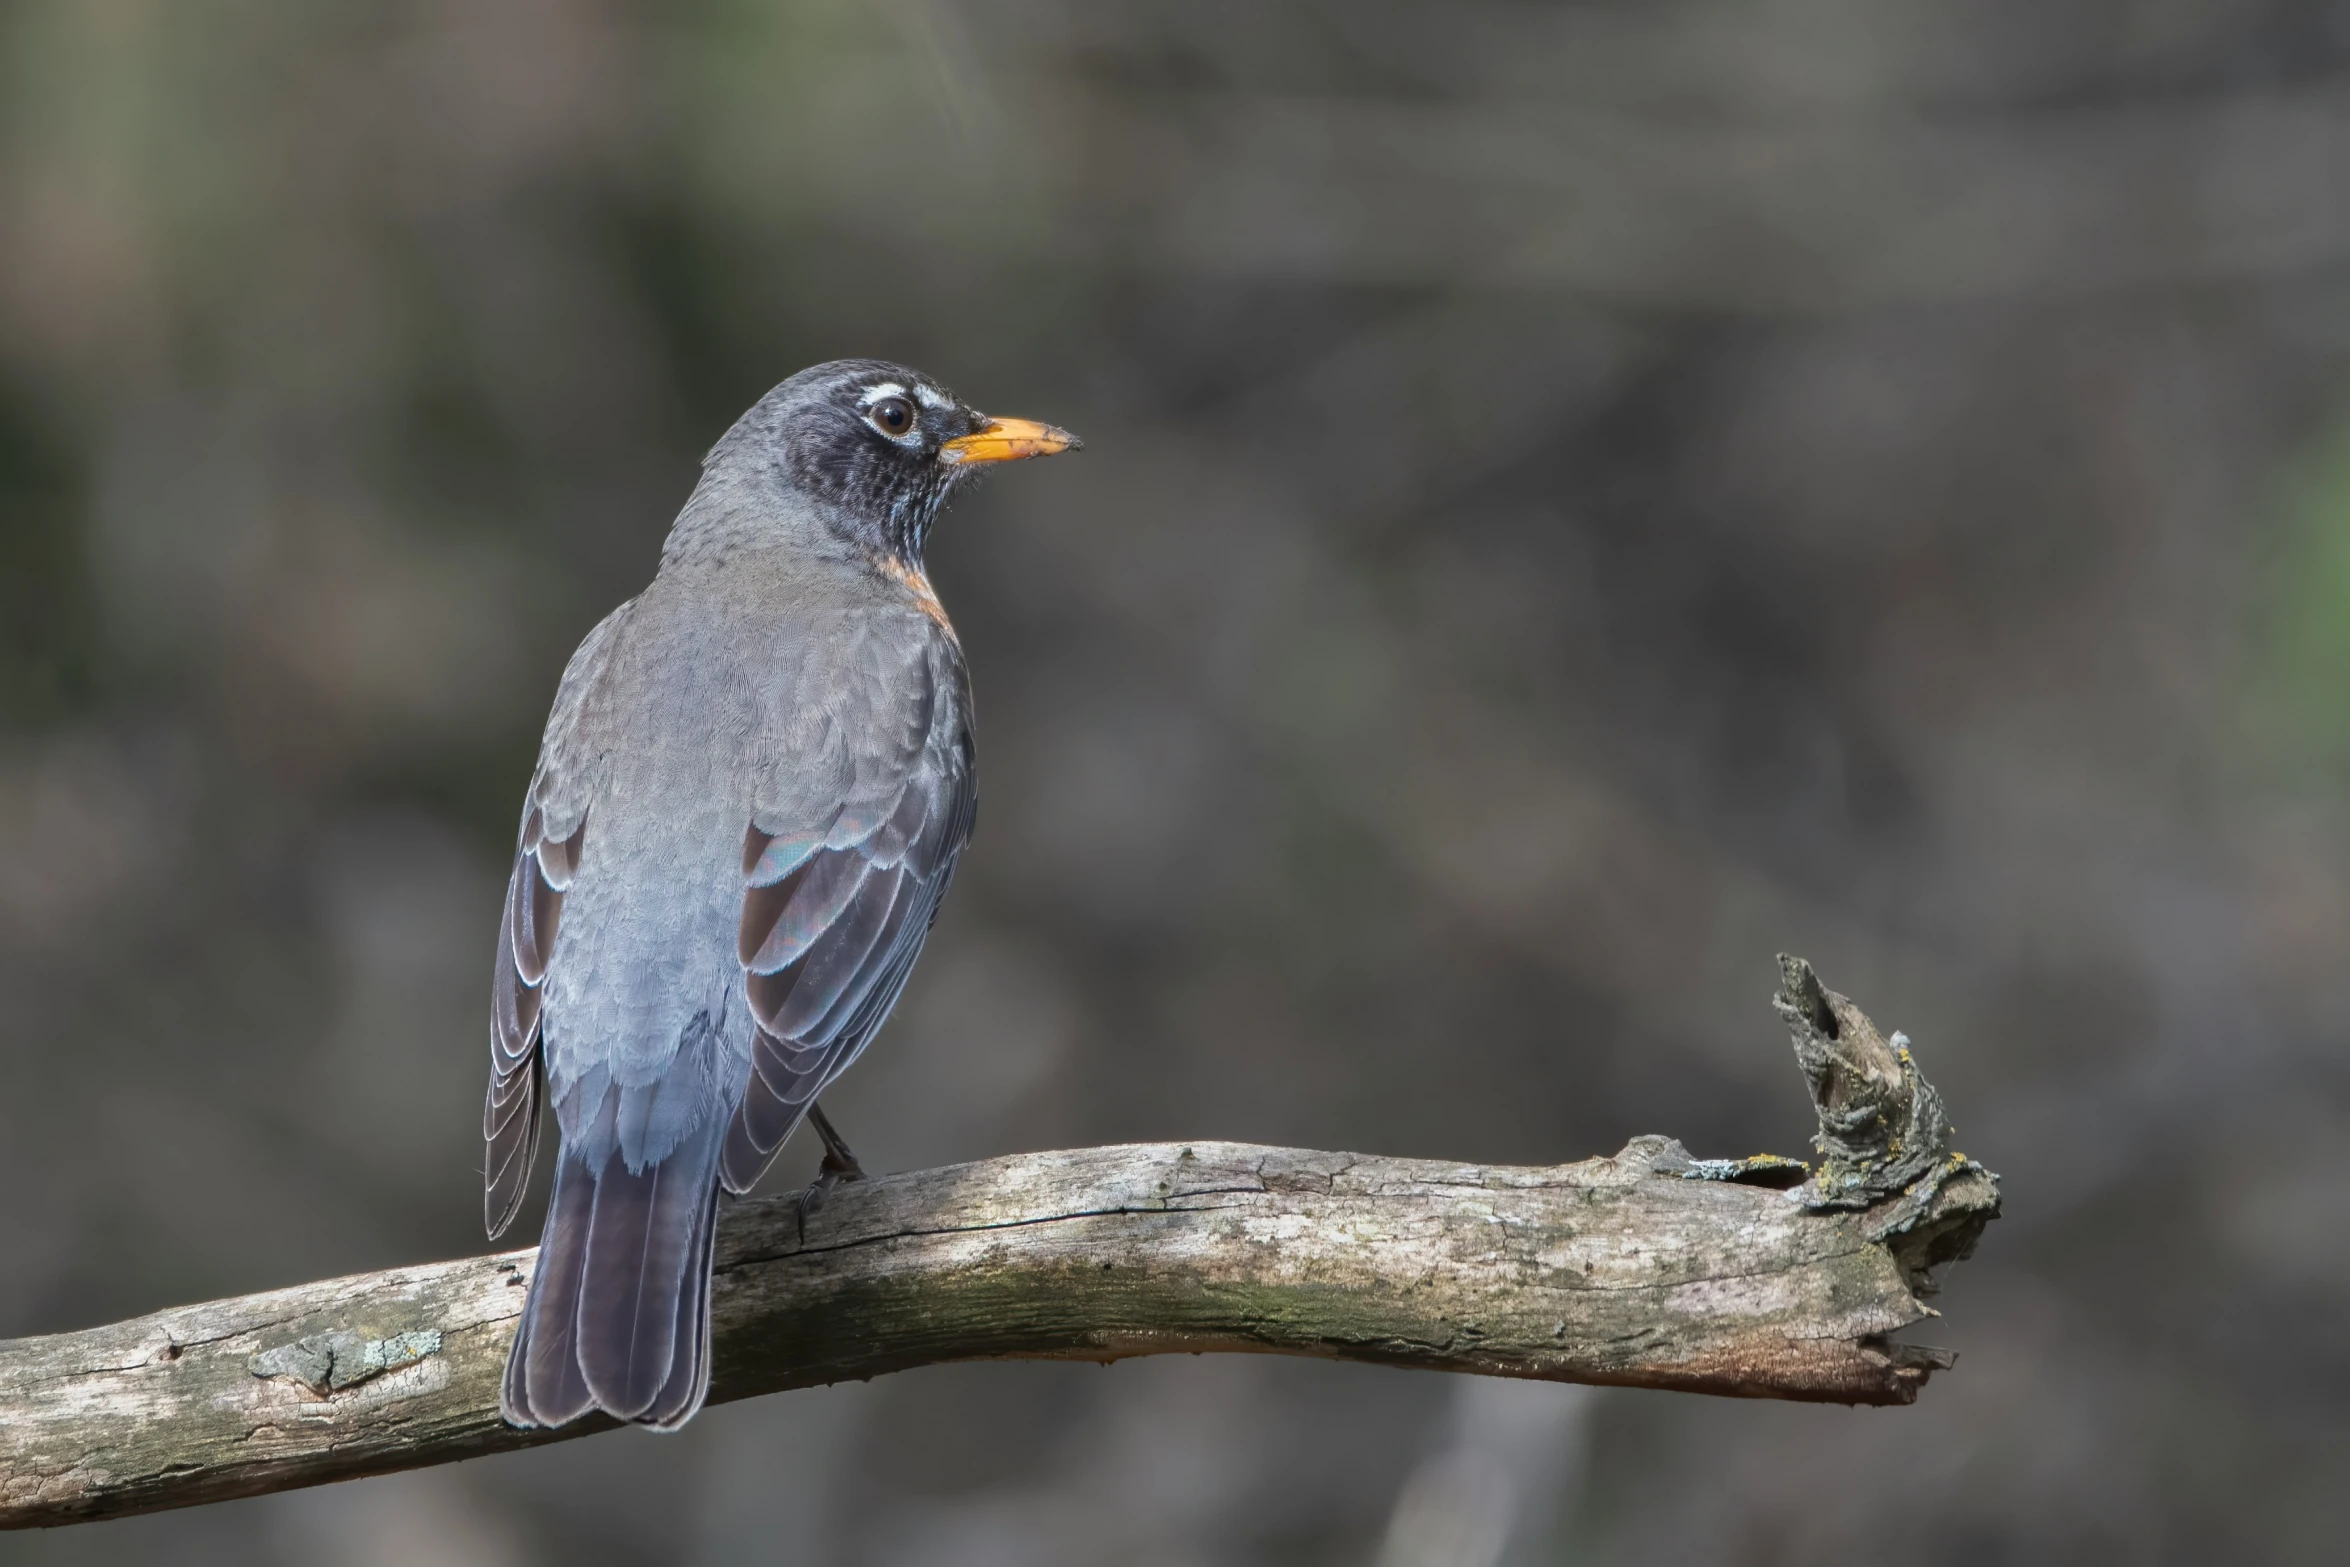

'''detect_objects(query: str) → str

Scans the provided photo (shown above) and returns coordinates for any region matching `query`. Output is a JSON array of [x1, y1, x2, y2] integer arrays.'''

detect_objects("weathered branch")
[[0, 957, 1997, 1529]]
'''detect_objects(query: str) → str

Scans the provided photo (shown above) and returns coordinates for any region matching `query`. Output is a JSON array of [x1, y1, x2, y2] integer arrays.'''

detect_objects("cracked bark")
[[0, 956, 1999, 1529]]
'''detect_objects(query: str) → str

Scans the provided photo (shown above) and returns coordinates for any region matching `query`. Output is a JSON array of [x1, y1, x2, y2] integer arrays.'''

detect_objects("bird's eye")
[[868, 396, 916, 436]]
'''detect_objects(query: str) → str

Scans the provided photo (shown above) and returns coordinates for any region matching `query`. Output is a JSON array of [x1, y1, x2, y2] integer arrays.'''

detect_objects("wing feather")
[[742, 850, 871, 975], [481, 604, 629, 1242], [718, 643, 971, 1196], [486, 817, 577, 1239]]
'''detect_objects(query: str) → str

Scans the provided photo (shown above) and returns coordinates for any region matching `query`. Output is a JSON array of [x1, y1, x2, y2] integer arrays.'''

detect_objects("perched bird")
[[485, 360, 1077, 1430]]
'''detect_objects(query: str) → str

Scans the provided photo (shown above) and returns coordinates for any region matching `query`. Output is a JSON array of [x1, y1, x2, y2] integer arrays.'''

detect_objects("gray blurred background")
[[3, 2, 2348, 1562]]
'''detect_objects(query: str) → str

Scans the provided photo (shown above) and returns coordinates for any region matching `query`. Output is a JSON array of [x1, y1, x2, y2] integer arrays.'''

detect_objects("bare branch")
[[0, 958, 1997, 1529]]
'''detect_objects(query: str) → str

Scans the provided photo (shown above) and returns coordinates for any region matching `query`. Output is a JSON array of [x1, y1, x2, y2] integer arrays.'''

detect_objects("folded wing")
[[483, 601, 625, 1240], [721, 642, 975, 1194], [484, 806, 587, 1237]]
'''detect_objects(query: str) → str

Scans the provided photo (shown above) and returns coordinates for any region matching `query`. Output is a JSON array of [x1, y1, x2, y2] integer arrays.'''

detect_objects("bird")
[[484, 359, 1077, 1430]]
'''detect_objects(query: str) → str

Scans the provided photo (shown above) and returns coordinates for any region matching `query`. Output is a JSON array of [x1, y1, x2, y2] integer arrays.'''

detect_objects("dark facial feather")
[[768, 363, 987, 563]]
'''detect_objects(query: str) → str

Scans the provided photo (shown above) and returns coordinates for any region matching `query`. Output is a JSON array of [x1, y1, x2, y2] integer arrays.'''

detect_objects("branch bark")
[[0, 957, 1998, 1529]]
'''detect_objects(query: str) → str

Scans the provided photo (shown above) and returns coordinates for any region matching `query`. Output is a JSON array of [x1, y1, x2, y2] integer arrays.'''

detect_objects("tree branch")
[[0, 957, 1998, 1529]]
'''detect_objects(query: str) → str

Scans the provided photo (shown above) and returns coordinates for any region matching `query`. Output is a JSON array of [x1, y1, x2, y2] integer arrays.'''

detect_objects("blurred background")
[[4, 1, 2349, 1562]]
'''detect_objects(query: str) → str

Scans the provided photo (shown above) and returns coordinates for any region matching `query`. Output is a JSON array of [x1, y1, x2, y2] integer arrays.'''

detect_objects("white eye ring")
[[866, 395, 918, 439]]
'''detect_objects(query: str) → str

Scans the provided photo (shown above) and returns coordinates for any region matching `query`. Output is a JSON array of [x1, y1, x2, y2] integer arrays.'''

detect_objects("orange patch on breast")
[[876, 554, 956, 638]]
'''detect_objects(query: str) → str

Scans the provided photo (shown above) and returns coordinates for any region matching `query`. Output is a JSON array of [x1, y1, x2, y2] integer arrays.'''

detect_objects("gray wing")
[[721, 634, 975, 1194], [485, 602, 627, 1238]]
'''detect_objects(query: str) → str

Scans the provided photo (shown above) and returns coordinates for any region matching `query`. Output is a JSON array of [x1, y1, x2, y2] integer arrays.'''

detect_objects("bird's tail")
[[501, 1111, 723, 1431]]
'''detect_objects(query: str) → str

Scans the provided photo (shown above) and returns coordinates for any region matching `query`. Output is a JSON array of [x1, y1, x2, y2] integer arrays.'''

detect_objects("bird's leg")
[[807, 1102, 867, 1186], [792, 1102, 868, 1238]]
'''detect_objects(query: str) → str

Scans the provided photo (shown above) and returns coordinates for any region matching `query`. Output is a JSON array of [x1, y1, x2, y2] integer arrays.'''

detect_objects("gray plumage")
[[486, 361, 1069, 1430]]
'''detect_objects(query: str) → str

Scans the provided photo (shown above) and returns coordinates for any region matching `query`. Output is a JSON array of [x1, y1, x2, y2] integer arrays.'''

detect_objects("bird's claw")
[[790, 1148, 866, 1242]]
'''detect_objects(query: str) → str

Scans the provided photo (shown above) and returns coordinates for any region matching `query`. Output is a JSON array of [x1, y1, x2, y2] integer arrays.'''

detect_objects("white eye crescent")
[[867, 396, 916, 437]]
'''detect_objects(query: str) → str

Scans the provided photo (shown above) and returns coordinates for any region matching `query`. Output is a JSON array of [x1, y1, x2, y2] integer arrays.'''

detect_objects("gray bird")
[[485, 361, 1077, 1429]]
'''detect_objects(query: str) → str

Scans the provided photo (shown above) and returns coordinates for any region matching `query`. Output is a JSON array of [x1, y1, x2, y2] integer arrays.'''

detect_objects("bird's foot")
[[791, 1142, 867, 1242]]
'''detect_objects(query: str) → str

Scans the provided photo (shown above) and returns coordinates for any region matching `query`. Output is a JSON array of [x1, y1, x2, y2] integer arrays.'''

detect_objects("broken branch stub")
[[1773, 953, 1999, 1285]]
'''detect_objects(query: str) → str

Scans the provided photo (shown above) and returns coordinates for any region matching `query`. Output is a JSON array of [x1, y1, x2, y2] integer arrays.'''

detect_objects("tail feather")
[[578, 1116, 723, 1422], [502, 1114, 723, 1430], [644, 1181, 718, 1429], [503, 1144, 598, 1428]]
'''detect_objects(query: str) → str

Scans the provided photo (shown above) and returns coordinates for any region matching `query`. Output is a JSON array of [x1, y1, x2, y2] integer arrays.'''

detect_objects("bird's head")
[[705, 358, 1079, 566]]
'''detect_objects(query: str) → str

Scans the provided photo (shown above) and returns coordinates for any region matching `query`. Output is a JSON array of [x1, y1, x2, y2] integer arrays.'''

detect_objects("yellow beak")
[[939, 416, 1082, 466]]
